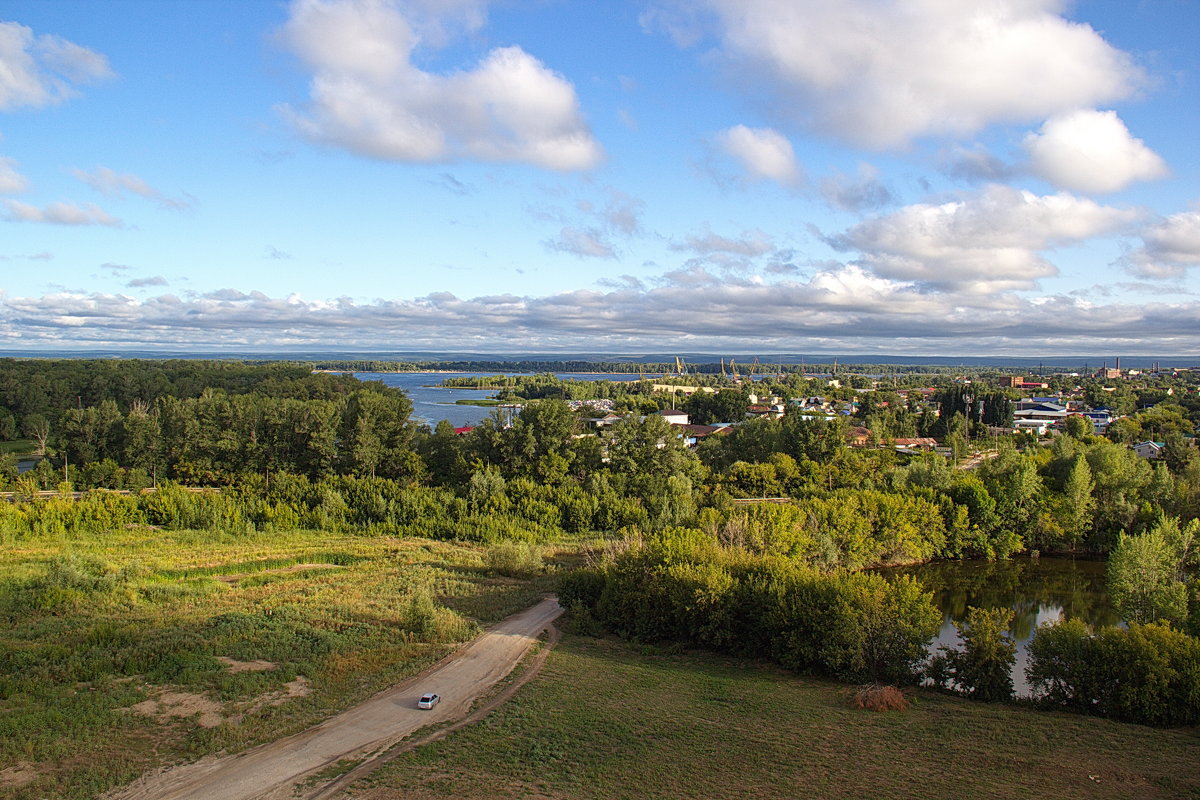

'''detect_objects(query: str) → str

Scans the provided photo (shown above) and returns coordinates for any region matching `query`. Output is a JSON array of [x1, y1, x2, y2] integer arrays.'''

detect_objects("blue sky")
[[1, 0, 1197, 356]]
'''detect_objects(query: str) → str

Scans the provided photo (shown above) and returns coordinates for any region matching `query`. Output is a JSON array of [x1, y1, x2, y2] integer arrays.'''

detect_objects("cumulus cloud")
[[279, 0, 601, 170], [3, 275, 1197, 354], [1024, 109, 1168, 194], [3, 199, 120, 226], [651, 0, 1142, 148], [828, 185, 1141, 291], [72, 166, 194, 210], [0, 157, 29, 194], [1120, 211, 1200, 279], [0, 21, 113, 110], [717, 125, 802, 186]]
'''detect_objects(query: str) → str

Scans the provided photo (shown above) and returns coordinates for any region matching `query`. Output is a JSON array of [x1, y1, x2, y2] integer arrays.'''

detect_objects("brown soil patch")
[[217, 656, 278, 673], [0, 761, 39, 789], [130, 691, 224, 729]]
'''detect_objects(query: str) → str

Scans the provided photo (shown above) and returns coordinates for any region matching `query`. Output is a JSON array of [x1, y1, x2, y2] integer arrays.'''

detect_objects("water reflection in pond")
[[884, 558, 1121, 696]]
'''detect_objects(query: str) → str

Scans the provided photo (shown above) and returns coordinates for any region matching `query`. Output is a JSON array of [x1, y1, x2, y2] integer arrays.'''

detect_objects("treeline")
[[0, 359, 372, 443], [7, 387, 1196, 560]]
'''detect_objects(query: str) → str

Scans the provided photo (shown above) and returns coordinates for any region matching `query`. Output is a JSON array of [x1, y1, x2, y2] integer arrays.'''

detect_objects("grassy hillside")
[[0, 527, 560, 799], [350, 634, 1200, 800]]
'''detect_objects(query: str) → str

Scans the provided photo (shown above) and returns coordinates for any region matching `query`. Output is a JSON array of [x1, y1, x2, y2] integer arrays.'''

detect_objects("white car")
[[417, 693, 440, 709]]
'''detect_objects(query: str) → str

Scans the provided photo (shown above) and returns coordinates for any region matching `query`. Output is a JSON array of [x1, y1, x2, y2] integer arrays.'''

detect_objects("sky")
[[0, 0, 1198, 357]]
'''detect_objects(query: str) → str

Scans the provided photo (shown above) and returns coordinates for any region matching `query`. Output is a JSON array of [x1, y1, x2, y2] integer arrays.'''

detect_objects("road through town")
[[109, 597, 562, 800]]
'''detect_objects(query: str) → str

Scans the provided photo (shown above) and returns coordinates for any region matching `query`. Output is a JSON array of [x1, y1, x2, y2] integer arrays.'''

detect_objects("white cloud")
[[0, 157, 28, 193], [654, 0, 1142, 148], [717, 125, 801, 186], [829, 185, 1141, 290], [938, 145, 1015, 183], [3, 276, 1198, 354], [544, 226, 616, 259], [1024, 109, 1168, 194], [280, 0, 601, 171], [3, 199, 120, 226], [72, 166, 194, 210], [672, 227, 774, 258], [537, 187, 644, 259], [1121, 211, 1200, 279], [126, 276, 168, 288], [0, 21, 113, 110], [820, 164, 893, 212]]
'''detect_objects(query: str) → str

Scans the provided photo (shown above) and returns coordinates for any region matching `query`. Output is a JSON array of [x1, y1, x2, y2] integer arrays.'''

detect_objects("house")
[[657, 408, 689, 425], [847, 426, 872, 446], [677, 424, 723, 447], [1013, 419, 1050, 435], [1132, 441, 1164, 459], [892, 437, 938, 451]]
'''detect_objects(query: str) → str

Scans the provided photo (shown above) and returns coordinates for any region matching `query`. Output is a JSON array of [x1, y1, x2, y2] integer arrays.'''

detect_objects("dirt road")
[[110, 597, 562, 800]]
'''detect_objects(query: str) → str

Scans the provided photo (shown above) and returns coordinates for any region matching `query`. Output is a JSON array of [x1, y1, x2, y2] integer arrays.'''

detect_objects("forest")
[[1, 358, 1198, 728]]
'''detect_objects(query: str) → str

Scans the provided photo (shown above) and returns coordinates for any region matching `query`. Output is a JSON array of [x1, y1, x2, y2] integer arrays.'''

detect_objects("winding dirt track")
[[109, 598, 562, 800]]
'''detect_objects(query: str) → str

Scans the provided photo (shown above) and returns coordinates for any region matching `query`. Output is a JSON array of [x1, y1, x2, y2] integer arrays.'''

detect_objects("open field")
[[0, 439, 34, 456], [347, 634, 1200, 800], [0, 528, 562, 799]]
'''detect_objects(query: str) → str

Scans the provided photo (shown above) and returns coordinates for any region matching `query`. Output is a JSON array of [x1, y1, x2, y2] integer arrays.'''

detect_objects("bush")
[[484, 541, 546, 577], [1027, 619, 1200, 726]]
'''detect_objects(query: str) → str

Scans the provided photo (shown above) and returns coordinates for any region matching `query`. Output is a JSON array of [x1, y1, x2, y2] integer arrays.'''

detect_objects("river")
[[353, 372, 644, 428]]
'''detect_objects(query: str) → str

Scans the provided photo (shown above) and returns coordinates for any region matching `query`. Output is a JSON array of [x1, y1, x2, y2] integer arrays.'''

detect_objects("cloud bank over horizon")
[[0, 0, 1197, 356]]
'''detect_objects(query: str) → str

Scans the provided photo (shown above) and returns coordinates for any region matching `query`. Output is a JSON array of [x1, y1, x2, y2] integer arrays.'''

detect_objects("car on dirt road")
[[417, 693, 440, 709]]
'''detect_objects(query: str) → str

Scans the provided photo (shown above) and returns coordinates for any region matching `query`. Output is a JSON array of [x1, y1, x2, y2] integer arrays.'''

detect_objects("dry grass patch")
[[850, 684, 910, 712]]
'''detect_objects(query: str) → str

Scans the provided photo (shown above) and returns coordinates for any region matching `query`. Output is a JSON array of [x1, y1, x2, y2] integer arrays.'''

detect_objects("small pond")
[[884, 557, 1121, 696]]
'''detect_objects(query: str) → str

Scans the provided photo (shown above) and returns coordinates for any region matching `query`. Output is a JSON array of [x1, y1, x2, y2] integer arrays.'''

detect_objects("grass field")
[[0, 527, 562, 799], [349, 634, 1200, 800], [0, 439, 34, 456]]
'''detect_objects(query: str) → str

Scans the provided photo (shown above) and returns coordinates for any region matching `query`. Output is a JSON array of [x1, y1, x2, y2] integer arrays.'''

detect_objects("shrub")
[[484, 541, 546, 577], [1027, 619, 1200, 726], [850, 684, 909, 712]]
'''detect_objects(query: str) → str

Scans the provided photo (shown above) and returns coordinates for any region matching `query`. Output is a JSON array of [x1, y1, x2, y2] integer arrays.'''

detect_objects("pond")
[[885, 557, 1121, 696]]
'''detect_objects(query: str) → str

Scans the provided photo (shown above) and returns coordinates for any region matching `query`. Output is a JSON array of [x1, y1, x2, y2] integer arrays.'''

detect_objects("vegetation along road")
[[109, 598, 563, 800]]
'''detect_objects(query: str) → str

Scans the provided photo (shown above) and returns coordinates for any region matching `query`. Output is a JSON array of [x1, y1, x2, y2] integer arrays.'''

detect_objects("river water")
[[354, 372, 643, 428], [887, 557, 1119, 696]]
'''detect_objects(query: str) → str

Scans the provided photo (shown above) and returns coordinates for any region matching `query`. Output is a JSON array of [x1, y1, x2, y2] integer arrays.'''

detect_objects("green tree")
[[933, 606, 1016, 701], [1061, 414, 1092, 438], [1059, 455, 1095, 550], [1108, 518, 1191, 625]]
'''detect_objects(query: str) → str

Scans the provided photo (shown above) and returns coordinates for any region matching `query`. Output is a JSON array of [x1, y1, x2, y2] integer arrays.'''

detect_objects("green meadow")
[[0, 526, 560, 799], [351, 633, 1200, 800]]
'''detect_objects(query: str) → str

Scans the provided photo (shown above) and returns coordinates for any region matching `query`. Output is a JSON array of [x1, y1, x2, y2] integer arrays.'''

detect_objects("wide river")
[[354, 372, 644, 428]]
